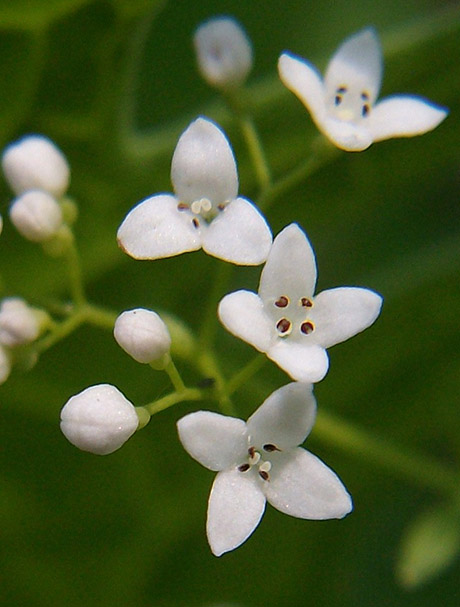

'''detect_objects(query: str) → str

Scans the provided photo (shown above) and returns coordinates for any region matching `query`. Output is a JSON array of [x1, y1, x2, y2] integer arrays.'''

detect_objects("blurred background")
[[0, 0, 459, 605]]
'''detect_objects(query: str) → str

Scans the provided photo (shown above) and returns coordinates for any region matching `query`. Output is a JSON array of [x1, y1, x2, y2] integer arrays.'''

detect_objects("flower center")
[[237, 444, 281, 482], [329, 85, 372, 122], [176, 198, 228, 228], [273, 294, 315, 339]]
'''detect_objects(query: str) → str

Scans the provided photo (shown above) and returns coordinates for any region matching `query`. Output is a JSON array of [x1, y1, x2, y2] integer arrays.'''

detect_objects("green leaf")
[[0, 0, 92, 31]]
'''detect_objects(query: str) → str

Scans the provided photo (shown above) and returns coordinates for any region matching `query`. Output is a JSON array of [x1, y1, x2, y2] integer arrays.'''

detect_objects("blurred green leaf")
[[0, 0, 92, 30]]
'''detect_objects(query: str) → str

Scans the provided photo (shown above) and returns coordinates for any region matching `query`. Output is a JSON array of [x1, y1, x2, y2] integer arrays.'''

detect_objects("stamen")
[[361, 91, 370, 100], [337, 86, 347, 93], [217, 203, 226, 211], [248, 446, 255, 458], [249, 451, 261, 465], [259, 461, 272, 473], [334, 95, 342, 106], [263, 444, 281, 452], [300, 321, 314, 335], [238, 463, 250, 472], [177, 202, 189, 211], [276, 318, 292, 336], [300, 297, 313, 308], [275, 296, 289, 308], [362, 104, 370, 117], [192, 218, 200, 229], [259, 470, 270, 481]]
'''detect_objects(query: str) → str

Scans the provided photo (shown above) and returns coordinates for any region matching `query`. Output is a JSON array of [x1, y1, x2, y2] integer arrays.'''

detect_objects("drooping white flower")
[[194, 16, 253, 90], [219, 223, 382, 383], [117, 117, 272, 265], [9, 190, 63, 242], [60, 384, 139, 455], [0, 297, 45, 347], [177, 382, 352, 556], [114, 308, 171, 364], [278, 27, 448, 151], [2, 134, 70, 196]]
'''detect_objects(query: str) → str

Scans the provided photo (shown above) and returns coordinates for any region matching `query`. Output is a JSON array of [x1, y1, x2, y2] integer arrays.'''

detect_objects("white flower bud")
[[114, 308, 171, 364], [0, 345, 11, 385], [2, 134, 70, 197], [194, 17, 253, 90], [10, 190, 63, 242], [0, 297, 42, 347], [60, 384, 139, 455]]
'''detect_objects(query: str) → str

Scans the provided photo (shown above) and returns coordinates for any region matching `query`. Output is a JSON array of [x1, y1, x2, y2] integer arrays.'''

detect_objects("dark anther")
[[197, 377, 216, 389], [177, 203, 189, 210], [300, 297, 313, 308], [263, 444, 281, 452], [300, 321, 315, 335], [259, 470, 270, 481], [276, 318, 291, 334], [337, 86, 347, 93], [362, 104, 370, 117], [248, 446, 256, 458], [275, 296, 289, 308], [217, 203, 226, 211], [238, 463, 250, 472], [361, 91, 369, 100], [334, 95, 342, 106], [192, 218, 200, 228]]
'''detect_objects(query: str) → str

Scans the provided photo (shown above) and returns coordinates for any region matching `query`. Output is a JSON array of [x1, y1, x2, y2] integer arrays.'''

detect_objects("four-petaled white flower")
[[177, 382, 352, 556], [219, 223, 382, 383], [278, 27, 448, 151], [117, 117, 272, 265]]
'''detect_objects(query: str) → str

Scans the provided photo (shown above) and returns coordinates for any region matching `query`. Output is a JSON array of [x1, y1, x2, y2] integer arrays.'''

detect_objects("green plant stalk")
[[142, 387, 203, 416]]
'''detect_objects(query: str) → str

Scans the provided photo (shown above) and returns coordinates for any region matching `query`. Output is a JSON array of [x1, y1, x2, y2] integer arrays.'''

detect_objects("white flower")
[[177, 382, 352, 556], [2, 134, 70, 196], [194, 16, 253, 90], [114, 308, 171, 364], [60, 384, 139, 455], [9, 190, 63, 242], [219, 224, 382, 383], [117, 117, 272, 265], [0, 297, 43, 347], [278, 27, 448, 151]]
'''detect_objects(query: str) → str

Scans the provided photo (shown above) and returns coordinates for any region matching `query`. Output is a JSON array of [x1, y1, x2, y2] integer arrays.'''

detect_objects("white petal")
[[321, 116, 373, 152], [278, 52, 327, 126], [218, 290, 273, 352], [177, 411, 248, 471], [325, 28, 382, 104], [259, 224, 317, 304], [207, 468, 266, 556], [203, 197, 272, 265], [117, 194, 201, 260], [309, 287, 382, 348], [265, 448, 353, 519], [267, 341, 329, 383], [367, 95, 448, 142], [246, 383, 316, 450], [171, 117, 238, 204]]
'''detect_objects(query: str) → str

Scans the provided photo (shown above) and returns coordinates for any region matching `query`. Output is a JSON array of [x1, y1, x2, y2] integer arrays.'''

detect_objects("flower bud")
[[2, 134, 70, 197], [0, 345, 11, 385], [0, 297, 45, 347], [194, 17, 253, 90], [114, 308, 171, 364], [60, 384, 139, 455], [10, 190, 63, 242]]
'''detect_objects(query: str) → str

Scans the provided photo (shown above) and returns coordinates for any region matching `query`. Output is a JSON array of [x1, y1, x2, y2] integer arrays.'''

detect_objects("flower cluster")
[[0, 16, 448, 558]]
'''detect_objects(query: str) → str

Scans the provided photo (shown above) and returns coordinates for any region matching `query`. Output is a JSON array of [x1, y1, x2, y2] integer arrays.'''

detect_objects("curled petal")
[[218, 290, 273, 353], [207, 469, 266, 556], [171, 117, 238, 204], [203, 197, 272, 265], [177, 411, 248, 471], [265, 448, 353, 520], [367, 95, 448, 142], [267, 341, 329, 383], [247, 383, 316, 450], [259, 224, 317, 305], [325, 27, 382, 104], [117, 194, 201, 260], [309, 287, 382, 348]]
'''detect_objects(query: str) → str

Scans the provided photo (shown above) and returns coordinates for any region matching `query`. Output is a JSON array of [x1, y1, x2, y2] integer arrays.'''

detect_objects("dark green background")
[[0, 1, 459, 605]]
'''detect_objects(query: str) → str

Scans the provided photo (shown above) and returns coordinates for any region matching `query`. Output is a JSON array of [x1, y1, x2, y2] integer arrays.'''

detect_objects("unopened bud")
[[0, 297, 46, 347], [194, 17, 253, 90], [114, 308, 171, 364], [60, 384, 139, 455], [2, 134, 70, 197], [10, 190, 63, 242]]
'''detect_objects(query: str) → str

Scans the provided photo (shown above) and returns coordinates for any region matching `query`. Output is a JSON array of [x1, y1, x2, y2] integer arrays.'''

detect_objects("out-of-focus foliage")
[[1, 1, 460, 606]]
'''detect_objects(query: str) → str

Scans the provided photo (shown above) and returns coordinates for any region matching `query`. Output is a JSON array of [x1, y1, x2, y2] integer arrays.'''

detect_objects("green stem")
[[227, 355, 267, 396], [314, 409, 459, 495], [197, 350, 236, 416], [65, 234, 86, 308], [257, 135, 340, 212], [83, 303, 117, 330], [35, 309, 86, 353], [198, 261, 233, 351], [163, 357, 186, 393], [142, 387, 203, 416]]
